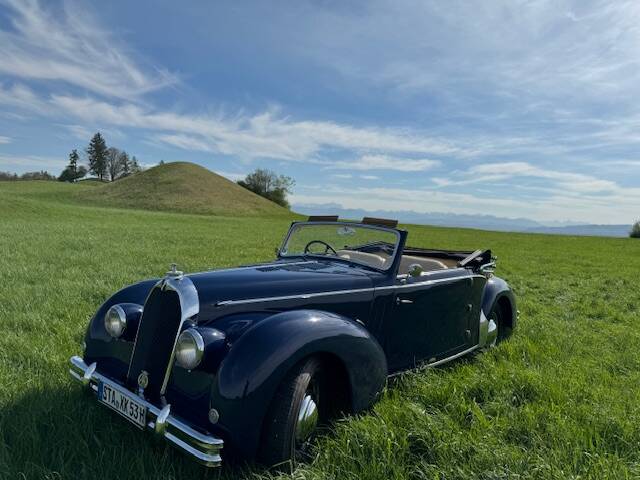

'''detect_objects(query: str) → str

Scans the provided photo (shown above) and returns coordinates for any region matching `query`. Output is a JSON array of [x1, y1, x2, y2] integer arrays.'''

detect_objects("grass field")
[[1, 180, 640, 479]]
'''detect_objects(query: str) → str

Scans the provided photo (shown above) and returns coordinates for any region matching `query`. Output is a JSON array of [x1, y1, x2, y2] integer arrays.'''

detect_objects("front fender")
[[83, 279, 158, 380], [211, 309, 387, 459]]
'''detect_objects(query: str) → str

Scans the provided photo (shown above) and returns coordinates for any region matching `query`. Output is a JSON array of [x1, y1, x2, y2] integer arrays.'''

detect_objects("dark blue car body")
[[70, 219, 517, 466]]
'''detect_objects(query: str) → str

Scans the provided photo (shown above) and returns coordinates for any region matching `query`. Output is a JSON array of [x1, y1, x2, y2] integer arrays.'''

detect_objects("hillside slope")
[[75, 162, 291, 217]]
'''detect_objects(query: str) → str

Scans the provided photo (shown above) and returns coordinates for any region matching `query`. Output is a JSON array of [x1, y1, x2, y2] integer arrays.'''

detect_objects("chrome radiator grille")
[[126, 275, 199, 400]]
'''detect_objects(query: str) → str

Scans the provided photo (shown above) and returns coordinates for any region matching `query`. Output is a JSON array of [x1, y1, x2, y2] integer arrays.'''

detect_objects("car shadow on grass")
[[2, 352, 487, 479], [0, 386, 266, 479]]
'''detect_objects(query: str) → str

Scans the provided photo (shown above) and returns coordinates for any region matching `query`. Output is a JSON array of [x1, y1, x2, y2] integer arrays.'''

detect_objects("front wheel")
[[258, 357, 325, 469]]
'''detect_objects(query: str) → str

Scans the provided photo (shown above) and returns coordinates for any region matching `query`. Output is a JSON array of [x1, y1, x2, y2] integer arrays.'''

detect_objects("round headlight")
[[104, 305, 127, 338], [175, 329, 204, 370]]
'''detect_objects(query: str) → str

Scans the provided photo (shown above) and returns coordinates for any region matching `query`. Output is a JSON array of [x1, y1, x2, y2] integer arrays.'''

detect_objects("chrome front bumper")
[[69, 356, 223, 467]]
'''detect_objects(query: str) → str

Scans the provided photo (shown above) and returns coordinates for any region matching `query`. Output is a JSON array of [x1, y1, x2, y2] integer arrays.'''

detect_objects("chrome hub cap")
[[487, 313, 498, 347], [295, 393, 319, 446]]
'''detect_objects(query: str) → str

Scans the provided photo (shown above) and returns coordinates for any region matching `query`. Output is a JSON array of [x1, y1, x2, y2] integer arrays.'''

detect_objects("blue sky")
[[1, 0, 639, 224]]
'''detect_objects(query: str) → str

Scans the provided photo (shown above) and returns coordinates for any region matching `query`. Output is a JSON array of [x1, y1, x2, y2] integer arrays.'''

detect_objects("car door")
[[383, 273, 480, 371]]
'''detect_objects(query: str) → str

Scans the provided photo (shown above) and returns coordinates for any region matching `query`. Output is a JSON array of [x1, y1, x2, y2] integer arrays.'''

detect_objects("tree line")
[[59, 132, 141, 182], [0, 132, 142, 183], [0, 170, 57, 181]]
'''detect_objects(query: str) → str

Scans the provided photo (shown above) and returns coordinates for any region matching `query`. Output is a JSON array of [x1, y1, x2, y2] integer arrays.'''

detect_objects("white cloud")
[[361, 175, 379, 180], [215, 171, 246, 182], [0, 135, 11, 144], [329, 154, 440, 172], [154, 134, 215, 153], [0, 0, 176, 99], [292, 182, 640, 224], [295, 0, 640, 105], [0, 83, 50, 114], [438, 162, 619, 193], [0, 153, 65, 172], [45, 94, 465, 161], [59, 124, 125, 142]]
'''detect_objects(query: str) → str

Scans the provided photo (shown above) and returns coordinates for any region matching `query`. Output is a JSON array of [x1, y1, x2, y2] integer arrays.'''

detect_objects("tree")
[[129, 155, 141, 174], [106, 147, 124, 181], [20, 171, 56, 181], [58, 149, 87, 182], [59, 165, 87, 182], [237, 168, 295, 208], [68, 149, 79, 177], [118, 150, 131, 177], [0, 171, 18, 181], [631, 220, 640, 239], [86, 132, 108, 180]]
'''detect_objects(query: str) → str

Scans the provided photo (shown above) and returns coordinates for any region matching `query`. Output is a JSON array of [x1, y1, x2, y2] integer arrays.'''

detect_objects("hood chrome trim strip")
[[189, 260, 317, 277]]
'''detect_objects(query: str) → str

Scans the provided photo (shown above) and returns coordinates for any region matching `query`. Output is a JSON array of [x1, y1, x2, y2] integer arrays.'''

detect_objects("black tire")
[[258, 357, 325, 470], [490, 302, 512, 344]]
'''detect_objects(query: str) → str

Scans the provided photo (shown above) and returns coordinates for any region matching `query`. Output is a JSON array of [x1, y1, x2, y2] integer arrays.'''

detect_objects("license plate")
[[98, 381, 147, 429]]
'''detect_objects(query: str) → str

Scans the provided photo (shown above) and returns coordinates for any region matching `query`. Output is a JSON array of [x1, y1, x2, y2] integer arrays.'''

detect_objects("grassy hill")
[[75, 162, 292, 217], [1, 181, 639, 479]]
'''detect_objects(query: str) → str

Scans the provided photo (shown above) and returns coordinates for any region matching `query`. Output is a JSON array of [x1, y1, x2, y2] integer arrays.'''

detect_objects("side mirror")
[[408, 263, 423, 278]]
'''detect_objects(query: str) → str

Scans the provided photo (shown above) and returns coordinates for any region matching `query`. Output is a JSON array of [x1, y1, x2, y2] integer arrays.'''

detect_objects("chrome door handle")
[[396, 297, 413, 305]]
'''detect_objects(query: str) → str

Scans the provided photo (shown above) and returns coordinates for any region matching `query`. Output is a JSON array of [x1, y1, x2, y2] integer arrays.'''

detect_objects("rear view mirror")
[[337, 226, 356, 236]]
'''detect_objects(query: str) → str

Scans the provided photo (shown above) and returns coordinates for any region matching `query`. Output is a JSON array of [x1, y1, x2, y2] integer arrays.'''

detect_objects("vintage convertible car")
[[69, 216, 516, 468]]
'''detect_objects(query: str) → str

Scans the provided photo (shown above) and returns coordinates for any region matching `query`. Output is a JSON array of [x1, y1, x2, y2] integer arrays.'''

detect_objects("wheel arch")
[[211, 309, 387, 459], [482, 276, 517, 332]]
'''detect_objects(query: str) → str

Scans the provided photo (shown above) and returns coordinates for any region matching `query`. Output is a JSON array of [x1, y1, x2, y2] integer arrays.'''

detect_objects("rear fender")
[[482, 276, 517, 329], [211, 309, 387, 459]]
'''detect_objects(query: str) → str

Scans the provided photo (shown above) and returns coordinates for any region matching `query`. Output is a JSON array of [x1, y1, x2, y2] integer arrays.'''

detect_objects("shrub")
[[631, 221, 640, 238], [237, 168, 294, 208]]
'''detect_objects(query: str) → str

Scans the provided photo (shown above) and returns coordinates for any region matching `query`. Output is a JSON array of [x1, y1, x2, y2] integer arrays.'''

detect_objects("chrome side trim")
[[70, 356, 223, 467], [387, 344, 479, 378], [215, 287, 375, 306], [215, 274, 484, 307], [396, 267, 468, 281], [426, 344, 479, 367], [376, 274, 484, 291]]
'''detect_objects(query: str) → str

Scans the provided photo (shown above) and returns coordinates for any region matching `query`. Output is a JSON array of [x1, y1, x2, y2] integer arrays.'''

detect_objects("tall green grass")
[[1, 181, 639, 479]]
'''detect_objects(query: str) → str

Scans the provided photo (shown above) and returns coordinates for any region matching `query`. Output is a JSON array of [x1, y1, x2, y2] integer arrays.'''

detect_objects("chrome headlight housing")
[[104, 305, 127, 338], [175, 328, 204, 370]]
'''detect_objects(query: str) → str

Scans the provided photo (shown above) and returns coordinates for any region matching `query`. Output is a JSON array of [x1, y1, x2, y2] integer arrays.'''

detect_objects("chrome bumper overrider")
[[69, 356, 223, 467]]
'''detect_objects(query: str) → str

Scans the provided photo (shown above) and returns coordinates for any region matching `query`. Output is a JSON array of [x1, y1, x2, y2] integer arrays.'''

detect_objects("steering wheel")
[[303, 240, 338, 256]]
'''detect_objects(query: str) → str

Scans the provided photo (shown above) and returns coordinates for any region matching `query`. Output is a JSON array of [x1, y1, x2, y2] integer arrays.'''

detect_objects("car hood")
[[187, 259, 374, 319]]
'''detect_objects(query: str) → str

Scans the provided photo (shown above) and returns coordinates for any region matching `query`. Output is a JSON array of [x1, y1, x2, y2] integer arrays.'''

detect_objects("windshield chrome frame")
[[278, 221, 402, 272]]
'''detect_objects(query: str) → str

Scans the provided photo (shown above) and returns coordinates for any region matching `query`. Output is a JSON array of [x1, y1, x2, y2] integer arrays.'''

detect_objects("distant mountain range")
[[292, 203, 632, 238]]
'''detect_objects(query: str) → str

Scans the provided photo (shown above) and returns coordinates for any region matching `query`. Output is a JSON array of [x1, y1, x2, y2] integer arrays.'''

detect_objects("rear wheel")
[[488, 301, 513, 346], [258, 357, 325, 470]]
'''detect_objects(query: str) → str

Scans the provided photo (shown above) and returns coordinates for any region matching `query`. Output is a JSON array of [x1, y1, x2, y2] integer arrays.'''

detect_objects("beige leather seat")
[[337, 250, 387, 269], [398, 255, 448, 274]]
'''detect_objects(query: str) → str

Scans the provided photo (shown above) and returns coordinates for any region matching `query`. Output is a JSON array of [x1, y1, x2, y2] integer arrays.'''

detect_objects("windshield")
[[280, 222, 400, 270]]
